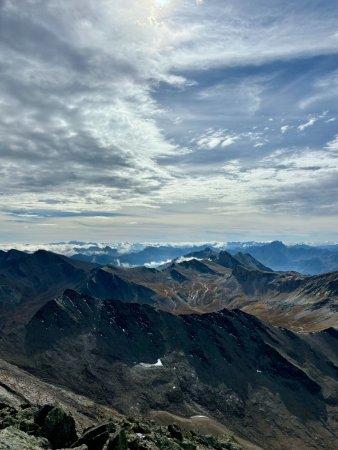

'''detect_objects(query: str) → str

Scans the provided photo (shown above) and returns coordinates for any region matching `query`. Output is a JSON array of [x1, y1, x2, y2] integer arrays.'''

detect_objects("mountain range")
[[0, 247, 337, 449], [2, 240, 338, 275], [69, 240, 338, 274], [227, 241, 338, 275], [0, 248, 337, 332]]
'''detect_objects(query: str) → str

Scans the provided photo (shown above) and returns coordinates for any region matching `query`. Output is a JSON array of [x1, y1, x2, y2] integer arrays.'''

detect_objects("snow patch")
[[139, 358, 163, 368]]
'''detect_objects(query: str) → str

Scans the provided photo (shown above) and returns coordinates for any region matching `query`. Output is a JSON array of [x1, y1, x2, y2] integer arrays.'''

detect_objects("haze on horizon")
[[0, 0, 338, 244]]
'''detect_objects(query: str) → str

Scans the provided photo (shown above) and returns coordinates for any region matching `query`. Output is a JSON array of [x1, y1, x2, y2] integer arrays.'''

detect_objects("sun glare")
[[155, 0, 171, 6]]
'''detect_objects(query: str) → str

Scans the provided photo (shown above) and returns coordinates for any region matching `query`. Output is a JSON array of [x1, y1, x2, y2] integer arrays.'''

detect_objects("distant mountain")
[[228, 241, 338, 274], [170, 248, 272, 272], [67, 240, 338, 274], [71, 244, 216, 267], [71, 244, 120, 265], [5, 240, 337, 275], [232, 252, 273, 272]]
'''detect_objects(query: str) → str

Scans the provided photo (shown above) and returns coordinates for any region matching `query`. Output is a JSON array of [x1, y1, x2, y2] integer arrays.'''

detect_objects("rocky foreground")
[[0, 402, 244, 450]]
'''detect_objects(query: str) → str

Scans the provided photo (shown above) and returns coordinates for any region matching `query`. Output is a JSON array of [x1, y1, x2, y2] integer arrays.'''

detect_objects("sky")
[[0, 0, 338, 244]]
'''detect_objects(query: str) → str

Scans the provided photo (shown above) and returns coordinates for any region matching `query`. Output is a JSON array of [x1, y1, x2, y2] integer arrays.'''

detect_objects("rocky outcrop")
[[0, 403, 77, 449], [0, 402, 244, 450], [35, 405, 77, 448], [0, 427, 51, 450], [73, 419, 244, 450]]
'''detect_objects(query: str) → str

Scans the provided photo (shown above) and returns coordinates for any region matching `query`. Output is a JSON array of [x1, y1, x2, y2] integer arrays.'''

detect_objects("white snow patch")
[[139, 358, 163, 368]]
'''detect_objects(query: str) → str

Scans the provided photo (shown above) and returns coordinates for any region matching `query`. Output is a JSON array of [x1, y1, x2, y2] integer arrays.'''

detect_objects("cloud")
[[191, 128, 269, 153], [195, 78, 265, 115], [1, 0, 338, 242], [325, 135, 338, 151], [222, 137, 240, 148], [0, 0, 190, 215], [297, 118, 317, 132], [6, 209, 128, 219], [166, 0, 338, 71], [281, 125, 291, 134], [299, 71, 338, 109], [297, 112, 328, 132], [253, 145, 338, 215], [194, 129, 240, 149]]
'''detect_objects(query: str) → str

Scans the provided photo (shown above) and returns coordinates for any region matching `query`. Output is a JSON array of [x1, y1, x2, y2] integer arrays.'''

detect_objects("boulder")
[[36, 406, 77, 449], [71, 422, 116, 450]]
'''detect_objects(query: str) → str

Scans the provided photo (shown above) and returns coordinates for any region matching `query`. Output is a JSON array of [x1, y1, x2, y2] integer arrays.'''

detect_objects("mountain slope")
[[0, 359, 260, 450], [233, 265, 338, 331], [97, 255, 338, 330], [1, 290, 337, 450], [0, 250, 97, 329]]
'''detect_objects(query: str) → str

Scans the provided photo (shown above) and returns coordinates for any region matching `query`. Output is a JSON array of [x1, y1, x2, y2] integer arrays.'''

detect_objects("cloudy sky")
[[1, 0, 338, 244]]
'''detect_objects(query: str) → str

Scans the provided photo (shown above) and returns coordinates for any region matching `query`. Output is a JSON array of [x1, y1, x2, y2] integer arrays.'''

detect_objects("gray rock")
[[0, 402, 244, 450], [0, 426, 50, 450], [40, 407, 77, 449], [61, 446, 88, 450]]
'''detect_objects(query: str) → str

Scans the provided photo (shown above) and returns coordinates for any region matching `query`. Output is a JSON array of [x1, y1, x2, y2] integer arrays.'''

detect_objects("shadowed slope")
[[0, 290, 336, 449]]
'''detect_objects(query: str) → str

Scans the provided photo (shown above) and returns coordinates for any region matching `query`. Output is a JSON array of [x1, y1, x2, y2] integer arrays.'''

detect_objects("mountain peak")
[[269, 240, 287, 249], [215, 250, 240, 269]]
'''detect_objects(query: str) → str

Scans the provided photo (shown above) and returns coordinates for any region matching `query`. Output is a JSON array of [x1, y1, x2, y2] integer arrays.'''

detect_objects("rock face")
[[0, 402, 244, 450]]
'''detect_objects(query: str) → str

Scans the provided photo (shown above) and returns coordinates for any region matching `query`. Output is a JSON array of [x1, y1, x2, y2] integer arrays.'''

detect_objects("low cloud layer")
[[1, 0, 338, 242]]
